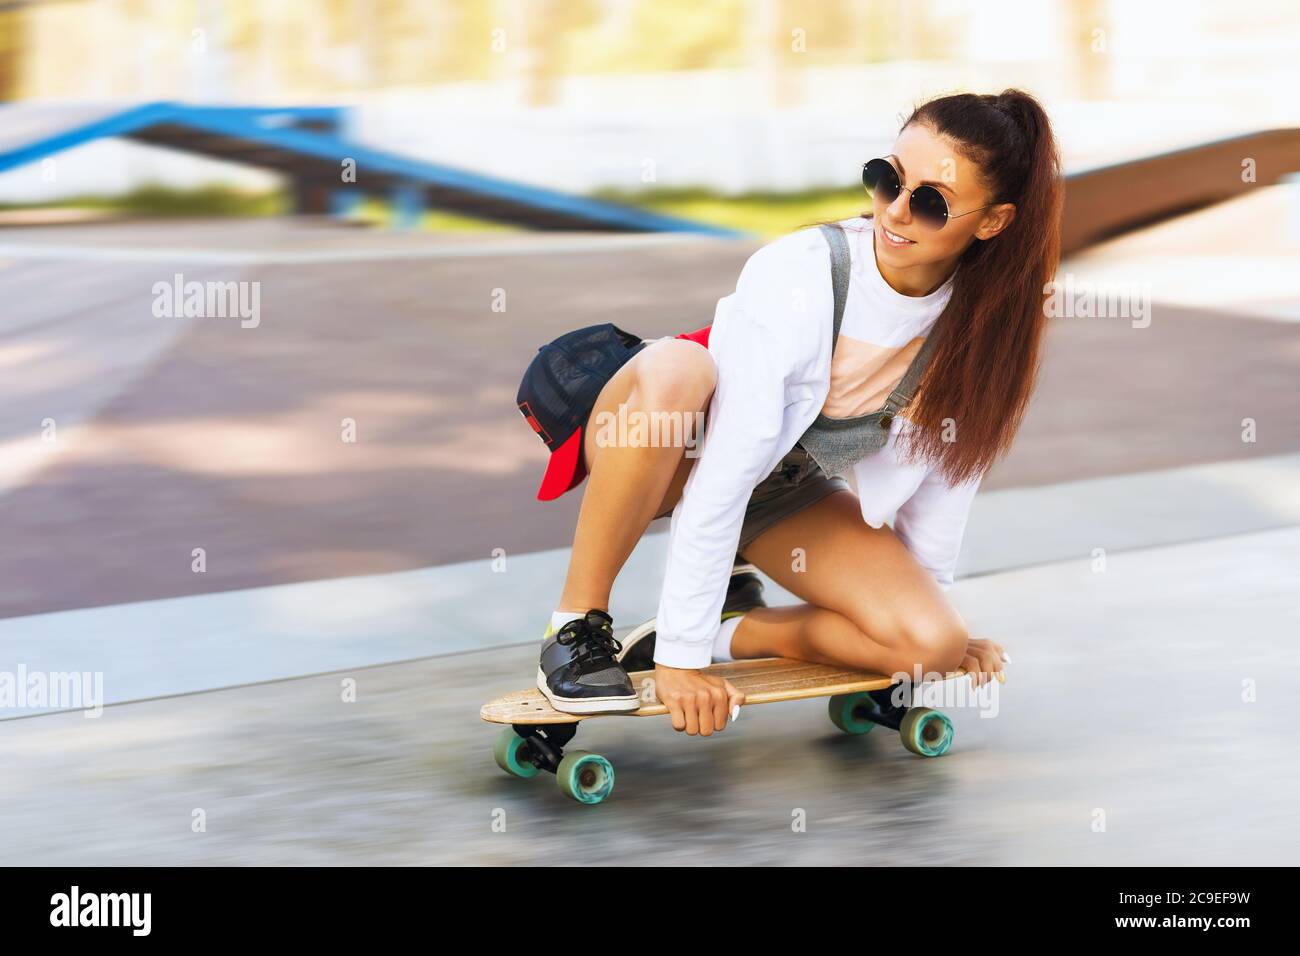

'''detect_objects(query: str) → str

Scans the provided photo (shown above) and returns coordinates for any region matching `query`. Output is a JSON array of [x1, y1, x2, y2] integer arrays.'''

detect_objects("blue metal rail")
[[0, 101, 749, 236]]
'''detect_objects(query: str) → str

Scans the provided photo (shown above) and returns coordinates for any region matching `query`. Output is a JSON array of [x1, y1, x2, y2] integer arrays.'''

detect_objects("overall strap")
[[883, 325, 942, 411], [815, 219, 941, 417], [817, 222, 851, 356]]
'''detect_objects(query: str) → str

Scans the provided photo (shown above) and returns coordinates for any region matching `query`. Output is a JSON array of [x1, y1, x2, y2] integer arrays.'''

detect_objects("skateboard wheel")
[[555, 751, 615, 805], [492, 728, 541, 778], [899, 708, 953, 757], [827, 692, 879, 735]]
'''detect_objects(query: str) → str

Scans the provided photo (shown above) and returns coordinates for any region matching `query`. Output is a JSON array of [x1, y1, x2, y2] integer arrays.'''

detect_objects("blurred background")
[[1, 0, 1298, 865], [2, 0, 1299, 230]]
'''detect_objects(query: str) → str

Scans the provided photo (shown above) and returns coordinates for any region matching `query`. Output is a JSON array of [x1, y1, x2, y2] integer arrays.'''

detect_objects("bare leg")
[[724, 603, 882, 667], [557, 338, 714, 613], [729, 489, 970, 678]]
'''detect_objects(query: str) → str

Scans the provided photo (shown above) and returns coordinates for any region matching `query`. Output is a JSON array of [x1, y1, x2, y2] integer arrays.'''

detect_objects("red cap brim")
[[536, 427, 587, 501]]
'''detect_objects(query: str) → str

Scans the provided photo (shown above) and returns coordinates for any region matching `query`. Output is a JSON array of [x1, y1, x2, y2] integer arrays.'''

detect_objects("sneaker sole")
[[536, 668, 641, 714]]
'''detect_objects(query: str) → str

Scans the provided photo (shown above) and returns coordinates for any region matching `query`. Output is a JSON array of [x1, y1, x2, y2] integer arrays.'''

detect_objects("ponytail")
[[891, 88, 1064, 485]]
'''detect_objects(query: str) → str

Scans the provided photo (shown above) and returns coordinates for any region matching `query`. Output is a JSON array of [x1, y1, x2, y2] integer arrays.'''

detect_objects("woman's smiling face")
[[870, 122, 1013, 267]]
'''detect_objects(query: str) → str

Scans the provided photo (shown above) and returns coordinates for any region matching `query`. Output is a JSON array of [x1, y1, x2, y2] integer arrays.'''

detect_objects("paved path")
[[1, 191, 1298, 618], [2, 525, 1296, 864]]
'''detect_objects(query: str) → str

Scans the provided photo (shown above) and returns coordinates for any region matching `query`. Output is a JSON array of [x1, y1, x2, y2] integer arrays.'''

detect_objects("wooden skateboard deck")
[[481, 657, 924, 724], [483, 657, 967, 805]]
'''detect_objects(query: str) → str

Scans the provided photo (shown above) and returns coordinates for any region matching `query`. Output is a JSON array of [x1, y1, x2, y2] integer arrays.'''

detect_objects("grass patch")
[[0, 183, 287, 217], [1, 183, 868, 238], [590, 185, 870, 239]]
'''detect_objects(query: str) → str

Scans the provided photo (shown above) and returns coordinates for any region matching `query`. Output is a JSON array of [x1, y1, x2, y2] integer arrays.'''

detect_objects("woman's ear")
[[975, 202, 1016, 240]]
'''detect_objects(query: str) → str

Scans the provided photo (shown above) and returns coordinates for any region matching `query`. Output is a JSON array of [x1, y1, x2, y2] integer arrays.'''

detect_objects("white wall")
[[0, 137, 281, 204], [2, 56, 1295, 204]]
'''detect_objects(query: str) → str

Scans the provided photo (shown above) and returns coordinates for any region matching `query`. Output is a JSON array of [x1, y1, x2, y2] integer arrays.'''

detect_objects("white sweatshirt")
[[653, 215, 984, 669]]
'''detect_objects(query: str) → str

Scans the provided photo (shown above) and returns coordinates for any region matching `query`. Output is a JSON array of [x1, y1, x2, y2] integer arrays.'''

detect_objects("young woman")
[[515, 89, 1063, 736]]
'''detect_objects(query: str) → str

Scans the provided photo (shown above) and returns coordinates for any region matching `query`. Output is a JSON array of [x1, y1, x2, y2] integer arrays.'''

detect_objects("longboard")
[[481, 657, 966, 805]]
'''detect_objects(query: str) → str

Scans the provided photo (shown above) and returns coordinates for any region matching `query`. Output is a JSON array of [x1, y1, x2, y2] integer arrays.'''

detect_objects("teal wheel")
[[827, 692, 880, 735], [899, 707, 954, 757], [492, 727, 541, 778], [555, 750, 615, 805]]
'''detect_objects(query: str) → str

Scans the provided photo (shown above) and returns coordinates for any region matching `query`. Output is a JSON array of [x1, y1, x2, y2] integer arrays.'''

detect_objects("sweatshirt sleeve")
[[652, 240, 826, 669], [891, 464, 983, 591]]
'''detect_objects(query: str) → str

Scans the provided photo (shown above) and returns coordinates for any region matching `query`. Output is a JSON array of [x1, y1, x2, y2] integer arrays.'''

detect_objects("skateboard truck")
[[494, 722, 615, 805], [508, 723, 576, 775], [826, 684, 954, 757]]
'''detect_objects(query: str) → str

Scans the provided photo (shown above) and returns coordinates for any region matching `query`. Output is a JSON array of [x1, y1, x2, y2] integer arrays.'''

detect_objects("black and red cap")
[[517, 323, 647, 501]]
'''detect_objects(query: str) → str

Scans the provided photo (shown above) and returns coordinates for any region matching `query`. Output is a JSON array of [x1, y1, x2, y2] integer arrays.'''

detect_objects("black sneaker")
[[538, 609, 640, 714], [617, 561, 767, 673]]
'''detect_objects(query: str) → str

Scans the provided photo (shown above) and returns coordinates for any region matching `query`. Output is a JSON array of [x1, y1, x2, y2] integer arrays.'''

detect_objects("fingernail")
[[731, 704, 740, 722], [1002, 653, 1012, 663], [997, 672, 1006, 684]]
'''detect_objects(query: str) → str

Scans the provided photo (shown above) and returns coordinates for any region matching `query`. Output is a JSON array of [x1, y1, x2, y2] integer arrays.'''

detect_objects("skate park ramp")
[[0, 101, 745, 234]]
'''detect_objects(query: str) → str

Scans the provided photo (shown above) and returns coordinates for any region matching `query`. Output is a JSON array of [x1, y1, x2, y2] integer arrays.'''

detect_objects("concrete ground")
[[1, 185, 1298, 864], [3, 524, 1298, 865]]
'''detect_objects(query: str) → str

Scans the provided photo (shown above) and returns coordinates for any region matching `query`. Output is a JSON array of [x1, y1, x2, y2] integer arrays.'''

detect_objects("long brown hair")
[[804, 89, 1063, 486]]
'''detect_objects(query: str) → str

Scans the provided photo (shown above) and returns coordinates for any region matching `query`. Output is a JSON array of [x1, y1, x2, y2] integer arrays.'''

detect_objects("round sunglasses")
[[862, 157, 993, 231]]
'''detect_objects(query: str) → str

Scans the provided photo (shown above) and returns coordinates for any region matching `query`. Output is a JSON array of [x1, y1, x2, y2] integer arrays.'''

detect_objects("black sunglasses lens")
[[911, 185, 950, 228], [863, 159, 900, 201]]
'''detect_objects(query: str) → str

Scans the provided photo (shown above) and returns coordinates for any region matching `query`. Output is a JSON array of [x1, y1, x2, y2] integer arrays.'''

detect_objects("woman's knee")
[[631, 339, 716, 409], [585, 339, 713, 469], [836, 608, 966, 679], [890, 618, 969, 678]]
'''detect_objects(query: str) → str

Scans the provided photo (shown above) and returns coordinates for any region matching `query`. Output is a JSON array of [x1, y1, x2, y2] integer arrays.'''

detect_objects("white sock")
[[712, 614, 744, 662], [549, 609, 586, 638]]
